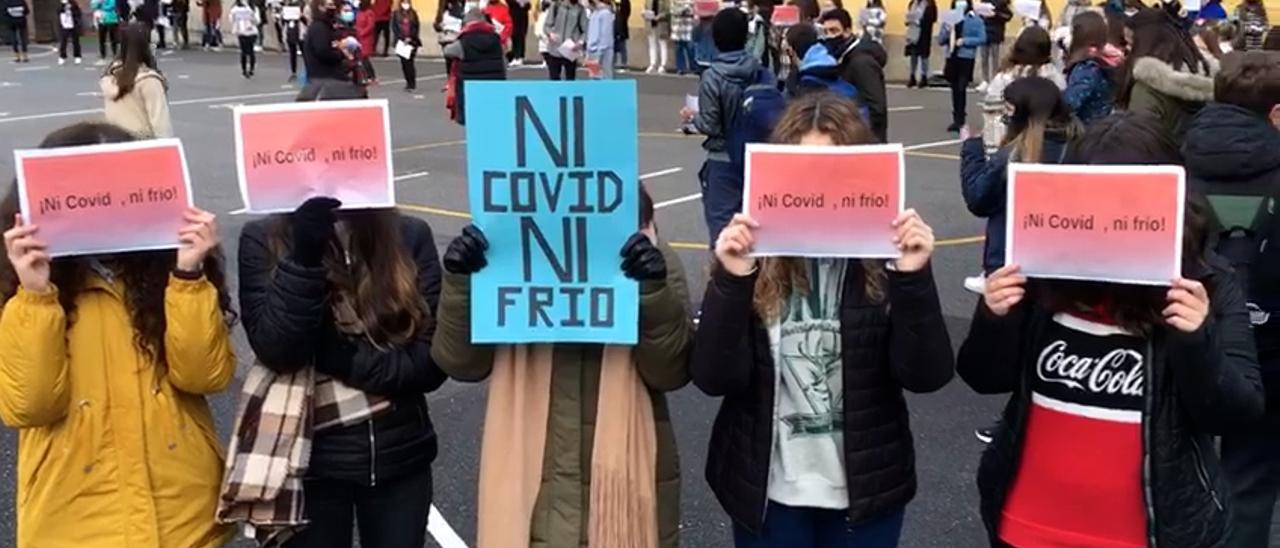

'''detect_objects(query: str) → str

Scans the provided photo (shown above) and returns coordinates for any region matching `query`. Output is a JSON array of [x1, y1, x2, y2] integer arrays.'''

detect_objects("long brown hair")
[[108, 23, 163, 101], [752, 92, 885, 320], [0, 123, 236, 367], [999, 25, 1052, 74], [267, 209, 427, 347], [1001, 76, 1083, 162], [1065, 11, 1109, 68]]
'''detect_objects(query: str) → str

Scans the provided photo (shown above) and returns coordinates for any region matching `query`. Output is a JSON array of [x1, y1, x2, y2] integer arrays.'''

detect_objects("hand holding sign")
[[891, 208, 935, 272], [620, 233, 666, 281], [290, 197, 342, 267], [444, 224, 489, 275], [176, 207, 219, 273], [4, 215, 50, 293], [1164, 278, 1209, 333], [983, 264, 1027, 317], [715, 213, 760, 277]]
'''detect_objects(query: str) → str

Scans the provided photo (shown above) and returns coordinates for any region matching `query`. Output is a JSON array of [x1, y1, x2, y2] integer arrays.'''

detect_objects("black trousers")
[[287, 30, 302, 74], [546, 54, 577, 80], [154, 21, 167, 48], [374, 20, 391, 55], [400, 46, 417, 88], [59, 28, 81, 58], [239, 35, 257, 74], [509, 1, 529, 60], [947, 56, 975, 126], [284, 468, 433, 548], [173, 12, 189, 47], [1222, 428, 1280, 547], [98, 22, 119, 57], [9, 23, 27, 53]]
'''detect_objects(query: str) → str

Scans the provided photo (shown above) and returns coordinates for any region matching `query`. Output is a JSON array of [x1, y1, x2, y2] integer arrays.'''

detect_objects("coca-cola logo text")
[[1037, 340, 1144, 396]]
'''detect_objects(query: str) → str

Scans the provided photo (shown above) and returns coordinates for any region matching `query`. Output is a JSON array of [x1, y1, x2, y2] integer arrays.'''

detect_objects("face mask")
[[340, 10, 354, 21], [401, 2, 409, 8]]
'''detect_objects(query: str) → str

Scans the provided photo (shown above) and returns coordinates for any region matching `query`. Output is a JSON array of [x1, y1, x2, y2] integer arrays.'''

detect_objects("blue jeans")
[[733, 502, 905, 548], [700, 159, 742, 248], [674, 40, 695, 73]]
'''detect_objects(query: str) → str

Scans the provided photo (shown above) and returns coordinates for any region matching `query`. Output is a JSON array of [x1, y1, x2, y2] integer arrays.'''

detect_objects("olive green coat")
[[431, 245, 693, 548]]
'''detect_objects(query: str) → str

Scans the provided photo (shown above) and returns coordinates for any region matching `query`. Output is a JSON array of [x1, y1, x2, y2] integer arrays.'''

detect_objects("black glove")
[[443, 224, 489, 275], [290, 196, 341, 267], [620, 233, 666, 282]]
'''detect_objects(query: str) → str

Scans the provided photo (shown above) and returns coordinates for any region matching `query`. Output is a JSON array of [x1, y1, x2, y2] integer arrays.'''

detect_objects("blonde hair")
[[753, 93, 886, 320]]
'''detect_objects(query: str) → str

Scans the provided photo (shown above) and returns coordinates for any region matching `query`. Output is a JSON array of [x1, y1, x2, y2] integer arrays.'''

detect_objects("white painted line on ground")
[[887, 106, 925, 112], [394, 170, 430, 182], [0, 107, 103, 123], [639, 167, 682, 180], [0, 81, 22, 87], [903, 138, 963, 151], [76, 91, 103, 97], [177, 74, 191, 79], [15, 65, 50, 72], [170, 89, 297, 106], [428, 505, 469, 548], [655, 192, 702, 209]]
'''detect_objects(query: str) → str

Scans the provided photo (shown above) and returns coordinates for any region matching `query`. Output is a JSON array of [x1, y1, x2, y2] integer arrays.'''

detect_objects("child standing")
[[587, 0, 616, 77], [58, 0, 84, 65]]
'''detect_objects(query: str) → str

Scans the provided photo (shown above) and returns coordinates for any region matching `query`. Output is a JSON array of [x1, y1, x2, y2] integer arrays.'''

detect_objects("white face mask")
[[400, 2, 409, 7]]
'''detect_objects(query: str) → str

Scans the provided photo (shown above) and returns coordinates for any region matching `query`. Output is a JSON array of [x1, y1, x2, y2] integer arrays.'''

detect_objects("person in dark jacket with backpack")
[[444, 8, 505, 125], [818, 8, 888, 142], [1183, 50, 1280, 548], [783, 24, 857, 99], [960, 112, 1263, 548], [238, 189, 447, 547], [680, 8, 769, 246], [695, 93, 954, 548]]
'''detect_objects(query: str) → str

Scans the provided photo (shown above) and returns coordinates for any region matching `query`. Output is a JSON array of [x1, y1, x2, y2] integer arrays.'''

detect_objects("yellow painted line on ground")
[[398, 203, 473, 220], [906, 150, 961, 161]]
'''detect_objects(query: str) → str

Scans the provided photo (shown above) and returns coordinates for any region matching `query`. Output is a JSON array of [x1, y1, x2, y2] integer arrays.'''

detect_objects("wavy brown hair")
[[752, 92, 885, 320], [267, 209, 427, 347], [0, 123, 236, 368]]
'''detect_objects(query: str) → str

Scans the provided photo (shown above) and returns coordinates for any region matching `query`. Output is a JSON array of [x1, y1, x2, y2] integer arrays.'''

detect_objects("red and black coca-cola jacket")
[[957, 255, 1264, 548]]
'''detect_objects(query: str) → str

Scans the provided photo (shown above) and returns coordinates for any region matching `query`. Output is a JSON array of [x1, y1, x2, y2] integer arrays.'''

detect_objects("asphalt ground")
[[0, 43, 1005, 547]]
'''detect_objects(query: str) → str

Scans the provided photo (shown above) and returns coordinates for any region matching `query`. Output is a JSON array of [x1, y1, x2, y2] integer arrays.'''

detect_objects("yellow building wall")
[[881, 0, 1278, 36]]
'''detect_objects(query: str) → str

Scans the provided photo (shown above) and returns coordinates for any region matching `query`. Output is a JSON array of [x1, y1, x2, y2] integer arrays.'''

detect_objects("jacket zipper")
[[368, 419, 378, 487], [1142, 340, 1157, 548], [1189, 436, 1224, 512]]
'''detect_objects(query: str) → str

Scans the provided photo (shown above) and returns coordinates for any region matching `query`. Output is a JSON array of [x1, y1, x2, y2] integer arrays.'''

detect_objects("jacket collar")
[[1131, 56, 1217, 103]]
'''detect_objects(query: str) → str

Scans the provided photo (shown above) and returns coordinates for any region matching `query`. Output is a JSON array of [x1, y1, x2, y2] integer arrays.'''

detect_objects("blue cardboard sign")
[[464, 81, 639, 344]]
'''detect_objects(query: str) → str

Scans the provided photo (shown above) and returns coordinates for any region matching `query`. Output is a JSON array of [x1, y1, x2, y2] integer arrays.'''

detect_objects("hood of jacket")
[[1131, 56, 1217, 104], [1184, 103, 1280, 181], [711, 49, 762, 84], [798, 43, 842, 79], [99, 65, 164, 99], [831, 36, 887, 68]]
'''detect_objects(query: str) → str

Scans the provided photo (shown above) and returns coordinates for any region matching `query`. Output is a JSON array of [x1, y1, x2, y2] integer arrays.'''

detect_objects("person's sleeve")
[[314, 220, 448, 395], [1063, 63, 1095, 113], [957, 300, 1027, 394], [886, 265, 955, 392], [1168, 271, 1264, 433], [139, 78, 173, 138], [237, 222, 330, 372], [633, 245, 693, 392], [960, 138, 1008, 217], [429, 272, 497, 382], [1125, 83, 1165, 123], [848, 56, 887, 142], [690, 267, 758, 397], [0, 289, 71, 428], [163, 275, 236, 395], [306, 22, 343, 63], [691, 75, 722, 137], [443, 39, 462, 58]]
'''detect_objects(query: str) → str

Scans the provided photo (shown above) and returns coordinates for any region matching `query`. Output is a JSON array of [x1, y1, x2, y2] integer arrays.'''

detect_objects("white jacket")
[[100, 65, 173, 138]]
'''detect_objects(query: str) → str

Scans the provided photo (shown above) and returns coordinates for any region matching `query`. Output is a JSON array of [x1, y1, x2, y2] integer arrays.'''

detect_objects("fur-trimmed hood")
[[1131, 56, 1218, 103]]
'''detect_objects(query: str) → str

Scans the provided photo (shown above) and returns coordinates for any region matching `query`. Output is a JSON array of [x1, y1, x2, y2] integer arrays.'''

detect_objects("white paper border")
[[742, 142, 905, 258], [1005, 162, 1186, 286], [232, 98, 396, 214], [13, 138, 195, 258]]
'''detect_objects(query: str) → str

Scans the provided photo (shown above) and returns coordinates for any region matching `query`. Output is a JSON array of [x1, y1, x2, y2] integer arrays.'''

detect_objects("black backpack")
[[1200, 171, 1280, 329]]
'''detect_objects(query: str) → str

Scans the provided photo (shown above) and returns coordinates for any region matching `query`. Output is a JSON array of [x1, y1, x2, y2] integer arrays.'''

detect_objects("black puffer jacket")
[[691, 262, 955, 532], [958, 256, 1264, 548], [239, 215, 448, 485], [1184, 102, 1280, 424]]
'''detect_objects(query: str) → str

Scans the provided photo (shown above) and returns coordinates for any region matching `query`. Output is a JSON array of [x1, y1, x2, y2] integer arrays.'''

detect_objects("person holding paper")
[[0, 121, 237, 548], [231, 0, 262, 77], [586, 0, 617, 77], [229, 196, 447, 546], [431, 185, 694, 548], [100, 24, 173, 138], [434, 0, 466, 72], [692, 93, 953, 548], [976, 0, 1011, 90], [542, 0, 589, 79], [281, 0, 306, 79], [958, 112, 1263, 548], [1184, 51, 1280, 548], [57, 0, 84, 65], [392, 0, 421, 89], [939, 0, 986, 133]]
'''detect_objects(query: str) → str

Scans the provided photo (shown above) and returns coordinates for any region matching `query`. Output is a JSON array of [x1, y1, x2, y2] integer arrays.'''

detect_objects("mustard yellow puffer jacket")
[[0, 275, 236, 548]]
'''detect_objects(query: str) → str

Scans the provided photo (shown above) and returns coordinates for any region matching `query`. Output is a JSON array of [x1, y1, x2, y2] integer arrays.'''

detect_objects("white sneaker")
[[95, 58, 107, 66], [58, 58, 65, 65], [963, 274, 986, 295], [254, 45, 263, 52], [74, 57, 82, 64], [656, 66, 667, 74], [645, 65, 656, 74], [975, 81, 988, 92]]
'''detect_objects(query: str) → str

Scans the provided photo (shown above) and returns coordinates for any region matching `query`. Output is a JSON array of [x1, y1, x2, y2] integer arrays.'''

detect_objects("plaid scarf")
[[216, 296, 390, 546]]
